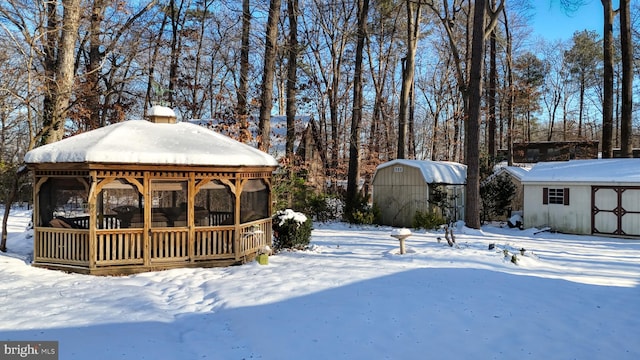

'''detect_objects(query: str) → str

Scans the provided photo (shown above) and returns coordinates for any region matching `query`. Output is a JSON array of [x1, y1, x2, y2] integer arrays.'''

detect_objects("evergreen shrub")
[[345, 192, 380, 225], [272, 209, 313, 251], [412, 210, 446, 230], [480, 173, 516, 222]]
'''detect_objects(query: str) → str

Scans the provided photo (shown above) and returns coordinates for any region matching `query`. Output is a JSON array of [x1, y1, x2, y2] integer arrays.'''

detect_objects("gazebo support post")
[[88, 173, 98, 270], [31, 175, 40, 262], [31, 176, 49, 264], [143, 172, 151, 267], [233, 176, 242, 261], [188, 173, 196, 263]]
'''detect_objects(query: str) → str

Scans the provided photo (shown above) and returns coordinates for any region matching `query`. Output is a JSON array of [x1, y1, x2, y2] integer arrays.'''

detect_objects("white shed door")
[[592, 186, 640, 237]]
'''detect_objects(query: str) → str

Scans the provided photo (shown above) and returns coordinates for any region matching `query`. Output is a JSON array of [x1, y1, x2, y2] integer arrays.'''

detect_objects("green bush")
[[272, 170, 342, 222], [344, 192, 380, 225], [272, 170, 307, 212], [303, 192, 343, 222], [349, 204, 380, 225], [272, 209, 313, 251], [412, 210, 446, 230], [480, 172, 517, 222]]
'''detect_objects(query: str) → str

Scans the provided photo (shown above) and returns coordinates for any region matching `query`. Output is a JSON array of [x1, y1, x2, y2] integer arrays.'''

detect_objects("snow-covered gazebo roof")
[[24, 118, 278, 167], [374, 159, 467, 184]]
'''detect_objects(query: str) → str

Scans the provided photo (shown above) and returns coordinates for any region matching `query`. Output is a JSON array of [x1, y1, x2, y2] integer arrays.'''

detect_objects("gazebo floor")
[[32, 255, 256, 276]]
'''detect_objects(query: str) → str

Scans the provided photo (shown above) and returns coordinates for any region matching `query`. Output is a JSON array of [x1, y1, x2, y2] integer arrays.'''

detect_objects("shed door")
[[592, 186, 640, 237]]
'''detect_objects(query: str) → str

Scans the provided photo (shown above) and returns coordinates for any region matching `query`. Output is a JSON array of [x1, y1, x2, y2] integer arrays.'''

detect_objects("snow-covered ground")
[[1, 206, 639, 359]]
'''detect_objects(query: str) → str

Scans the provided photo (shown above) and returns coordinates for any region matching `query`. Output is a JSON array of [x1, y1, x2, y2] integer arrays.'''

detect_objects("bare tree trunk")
[[168, 0, 184, 108], [620, 0, 633, 157], [41, 1, 58, 145], [46, 0, 81, 144], [408, 82, 416, 158], [285, 0, 299, 159], [547, 97, 560, 142], [578, 78, 585, 138], [465, 0, 487, 229], [601, 0, 614, 158], [398, 0, 421, 159], [366, 7, 399, 163], [562, 93, 569, 141], [277, 63, 286, 115], [615, 68, 621, 148], [237, 0, 251, 143], [488, 2, 497, 162], [145, 9, 168, 111], [345, 0, 369, 220], [187, 0, 212, 120], [425, 1, 469, 140], [258, 0, 282, 152], [431, 112, 439, 160], [86, 0, 155, 125], [87, 0, 107, 130], [304, 0, 357, 189], [452, 107, 461, 161], [0, 173, 19, 252]]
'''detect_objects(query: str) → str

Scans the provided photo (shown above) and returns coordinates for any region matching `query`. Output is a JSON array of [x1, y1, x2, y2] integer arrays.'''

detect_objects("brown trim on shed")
[[591, 185, 640, 237]]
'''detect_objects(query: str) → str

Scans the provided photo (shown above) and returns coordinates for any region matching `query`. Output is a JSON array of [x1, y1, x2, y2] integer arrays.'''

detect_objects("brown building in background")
[[498, 141, 599, 163]]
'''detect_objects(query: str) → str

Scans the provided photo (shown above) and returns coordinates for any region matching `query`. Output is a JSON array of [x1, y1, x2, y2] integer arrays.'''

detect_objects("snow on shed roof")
[[375, 159, 467, 184], [521, 159, 640, 184], [494, 164, 531, 181], [24, 119, 279, 167]]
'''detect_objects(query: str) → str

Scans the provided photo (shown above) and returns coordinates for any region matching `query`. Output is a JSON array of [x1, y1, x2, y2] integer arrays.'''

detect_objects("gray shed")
[[522, 159, 640, 238], [372, 159, 466, 227]]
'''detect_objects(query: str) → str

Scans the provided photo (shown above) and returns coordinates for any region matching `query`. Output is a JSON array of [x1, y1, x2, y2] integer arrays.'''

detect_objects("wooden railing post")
[[143, 172, 151, 267], [188, 172, 195, 262], [234, 177, 243, 261], [88, 172, 97, 269]]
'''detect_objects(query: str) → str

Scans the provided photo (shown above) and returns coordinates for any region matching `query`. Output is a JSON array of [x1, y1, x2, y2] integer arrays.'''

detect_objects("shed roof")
[[495, 165, 531, 181], [375, 159, 467, 184], [521, 159, 640, 184], [24, 119, 278, 167]]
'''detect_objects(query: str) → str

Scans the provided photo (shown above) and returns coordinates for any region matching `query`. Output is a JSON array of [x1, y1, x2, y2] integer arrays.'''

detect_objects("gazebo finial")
[[147, 104, 177, 124]]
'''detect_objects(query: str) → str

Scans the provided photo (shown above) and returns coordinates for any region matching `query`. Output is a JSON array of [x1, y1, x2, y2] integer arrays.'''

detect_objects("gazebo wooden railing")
[[34, 218, 272, 274], [35, 228, 90, 266]]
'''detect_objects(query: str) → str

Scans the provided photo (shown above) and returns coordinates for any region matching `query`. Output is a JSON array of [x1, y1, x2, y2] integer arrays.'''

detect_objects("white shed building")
[[522, 159, 640, 238], [372, 159, 466, 227]]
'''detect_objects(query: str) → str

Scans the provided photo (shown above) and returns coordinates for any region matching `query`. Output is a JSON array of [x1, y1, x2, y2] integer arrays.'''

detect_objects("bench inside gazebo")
[[24, 106, 278, 275]]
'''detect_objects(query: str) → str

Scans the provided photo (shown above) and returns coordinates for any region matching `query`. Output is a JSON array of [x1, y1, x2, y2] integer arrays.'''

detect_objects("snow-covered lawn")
[[1, 206, 639, 359]]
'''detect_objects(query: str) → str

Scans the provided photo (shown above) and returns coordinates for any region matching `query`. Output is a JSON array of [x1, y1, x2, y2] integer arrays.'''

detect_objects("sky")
[[1, 206, 639, 359], [531, 0, 610, 41]]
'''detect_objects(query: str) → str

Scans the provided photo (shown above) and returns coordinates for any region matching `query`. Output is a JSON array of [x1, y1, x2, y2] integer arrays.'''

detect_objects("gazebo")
[[24, 106, 279, 275]]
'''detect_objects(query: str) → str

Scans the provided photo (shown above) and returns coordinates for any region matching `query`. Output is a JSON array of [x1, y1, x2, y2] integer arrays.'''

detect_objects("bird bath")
[[391, 228, 412, 254]]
